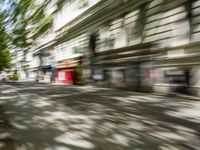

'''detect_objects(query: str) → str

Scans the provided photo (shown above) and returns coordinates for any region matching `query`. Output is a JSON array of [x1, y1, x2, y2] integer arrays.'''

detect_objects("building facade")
[[20, 0, 200, 96]]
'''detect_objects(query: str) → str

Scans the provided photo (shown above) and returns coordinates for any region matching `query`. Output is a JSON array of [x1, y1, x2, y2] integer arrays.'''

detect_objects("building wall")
[[53, 0, 100, 31], [84, 0, 200, 93], [54, 34, 88, 61], [26, 0, 200, 94], [192, 0, 200, 42], [94, 0, 200, 52]]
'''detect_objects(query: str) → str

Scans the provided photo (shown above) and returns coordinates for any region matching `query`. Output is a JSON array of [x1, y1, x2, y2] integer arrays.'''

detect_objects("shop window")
[[58, 71, 66, 80]]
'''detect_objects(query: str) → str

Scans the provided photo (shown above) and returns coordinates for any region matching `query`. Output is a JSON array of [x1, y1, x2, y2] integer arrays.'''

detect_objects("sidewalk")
[[4, 80, 200, 101], [1, 81, 200, 149], [0, 105, 15, 150], [169, 93, 200, 101], [93, 83, 200, 101]]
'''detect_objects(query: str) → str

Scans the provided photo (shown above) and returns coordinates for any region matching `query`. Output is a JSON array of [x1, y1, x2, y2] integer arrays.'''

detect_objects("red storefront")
[[56, 57, 83, 85], [56, 69, 74, 84]]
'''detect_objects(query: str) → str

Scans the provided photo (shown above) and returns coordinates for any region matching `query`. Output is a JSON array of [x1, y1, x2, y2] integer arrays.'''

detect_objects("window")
[[78, 0, 89, 9]]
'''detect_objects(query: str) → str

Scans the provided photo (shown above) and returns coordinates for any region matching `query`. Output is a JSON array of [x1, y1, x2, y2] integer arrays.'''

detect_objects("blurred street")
[[0, 81, 200, 150]]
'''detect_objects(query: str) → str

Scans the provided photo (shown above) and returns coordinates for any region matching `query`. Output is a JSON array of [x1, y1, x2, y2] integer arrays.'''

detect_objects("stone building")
[[25, 0, 200, 95]]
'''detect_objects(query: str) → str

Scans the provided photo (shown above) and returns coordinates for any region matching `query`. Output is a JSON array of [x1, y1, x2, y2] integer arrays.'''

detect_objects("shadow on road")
[[0, 81, 200, 150], [0, 105, 15, 150]]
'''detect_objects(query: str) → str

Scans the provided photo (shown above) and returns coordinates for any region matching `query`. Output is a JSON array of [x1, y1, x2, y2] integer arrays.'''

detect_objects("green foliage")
[[73, 47, 83, 54], [6, 0, 53, 49], [0, 13, 10, 49], [10, 73, 19, 80], [32, 15, 53, 40], [0, 12, 12, 71], [0, 0, 53, 71], [0, 49, 12, 71], [0, 0, 54, 71]]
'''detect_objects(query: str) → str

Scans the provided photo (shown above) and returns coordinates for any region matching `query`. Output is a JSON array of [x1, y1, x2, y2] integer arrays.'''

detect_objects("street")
[[0, 82, 200, 150]]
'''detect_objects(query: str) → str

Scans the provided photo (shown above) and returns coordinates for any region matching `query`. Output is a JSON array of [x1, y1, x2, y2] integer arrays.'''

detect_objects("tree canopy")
[[9, 0, 53, 49], [0, 49, 12, 71], [0, 11, 12, 71], [0, 0, 53, 71]]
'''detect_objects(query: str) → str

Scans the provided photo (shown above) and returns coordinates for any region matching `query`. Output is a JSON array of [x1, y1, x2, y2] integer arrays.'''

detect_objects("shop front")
[[56, 57, 84, 85], [37, 65, 56, 83], [153, 44, 200, 96], [92, 43, 154, 91]]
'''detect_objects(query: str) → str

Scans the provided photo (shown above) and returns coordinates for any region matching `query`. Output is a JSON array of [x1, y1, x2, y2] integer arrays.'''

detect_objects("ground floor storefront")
[[88, 43, 156, 92], [153, 43, 200, 97], [87, 43, 200, 96], [56, 57, 84, 85]]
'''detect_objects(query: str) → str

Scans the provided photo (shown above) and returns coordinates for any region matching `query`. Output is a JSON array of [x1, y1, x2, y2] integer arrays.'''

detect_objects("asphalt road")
[[0, 81, 200, 150]]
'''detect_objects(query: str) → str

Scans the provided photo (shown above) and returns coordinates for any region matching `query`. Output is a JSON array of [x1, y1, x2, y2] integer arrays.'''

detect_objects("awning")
[[40, 65, 56, 71], [33, 51, 50, 57]]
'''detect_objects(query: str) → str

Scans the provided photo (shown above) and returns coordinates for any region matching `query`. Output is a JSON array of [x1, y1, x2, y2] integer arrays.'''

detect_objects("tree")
[[0, 0, 53, 72], [0, 12, 12, 71], [0, 49, 12, 71], [9, 0, 53, 50]]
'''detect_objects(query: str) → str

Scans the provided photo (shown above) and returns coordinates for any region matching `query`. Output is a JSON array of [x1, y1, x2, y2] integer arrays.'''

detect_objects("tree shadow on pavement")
[[49, 90, 200, 150], [1, 82, 200, 150], [0, 105, 15, 150]]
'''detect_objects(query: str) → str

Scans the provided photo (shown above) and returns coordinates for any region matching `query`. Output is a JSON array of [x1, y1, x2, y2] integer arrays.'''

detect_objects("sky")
[[0, 0, 10, 11]]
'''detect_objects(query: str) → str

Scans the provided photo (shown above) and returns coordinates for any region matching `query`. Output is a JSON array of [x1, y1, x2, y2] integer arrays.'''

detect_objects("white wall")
[[29, 56, 40, 68], [53, 0, 100, 31], [45, 0, 57, 15], [54, 34, 88, 61], [36, 30, 55, 46]]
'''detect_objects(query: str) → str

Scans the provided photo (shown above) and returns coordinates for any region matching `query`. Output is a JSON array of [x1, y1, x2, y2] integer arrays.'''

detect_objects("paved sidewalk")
[[1, 82, 200, 150], [0, 101, 15, 149]]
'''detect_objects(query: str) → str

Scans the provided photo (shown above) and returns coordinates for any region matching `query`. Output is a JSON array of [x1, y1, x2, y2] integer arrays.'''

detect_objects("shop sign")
[[73, 47, 83, 54]]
